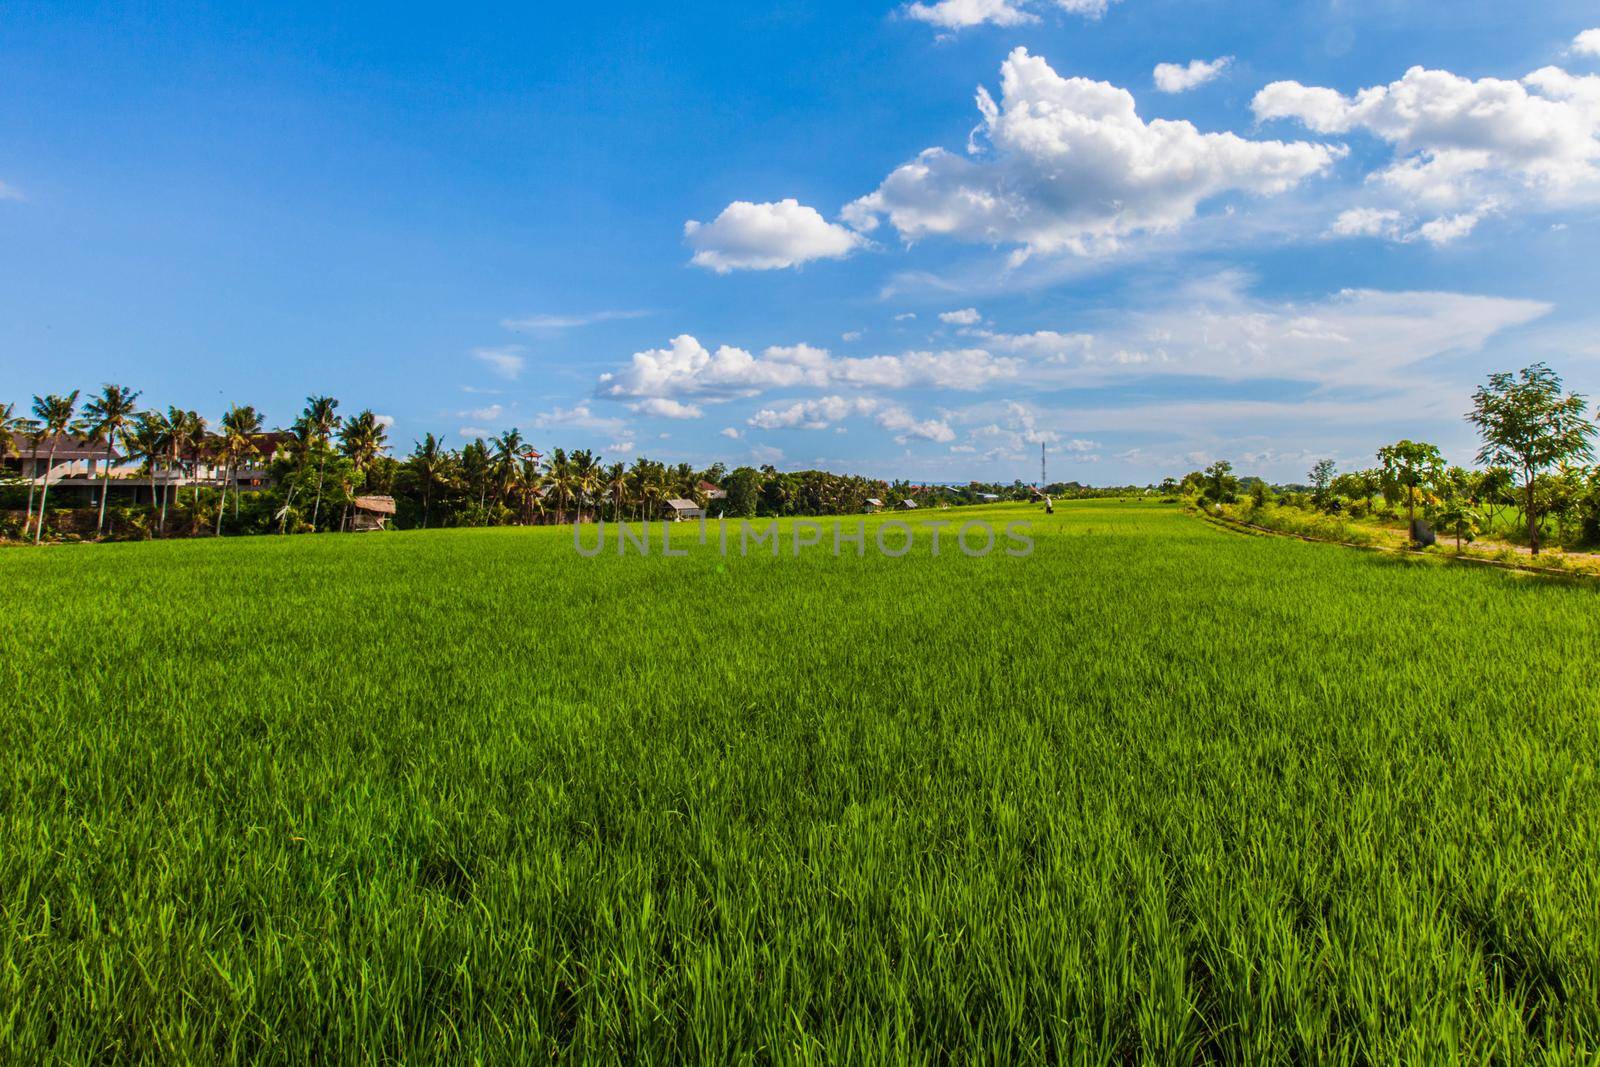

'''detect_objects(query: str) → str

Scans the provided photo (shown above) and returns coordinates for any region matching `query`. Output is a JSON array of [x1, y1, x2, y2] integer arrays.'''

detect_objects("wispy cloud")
[[472, 345, 527, 380], [501, 310, 650, 331]]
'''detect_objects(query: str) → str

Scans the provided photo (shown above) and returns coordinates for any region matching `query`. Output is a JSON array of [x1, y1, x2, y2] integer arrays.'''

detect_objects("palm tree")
[[339, 410, 389, 529], [572, 448, 600, 522], [491, 429, 526, 510], [215, 405, 263, 534], [79, 384, 142, 538], [405, 434, 448, 529], [544, 448, 575, 524], [299, 396, 341, 532], [159, 407, 203, 534], [605, 462, 628, 522], [29, 391, 81, 545], [121, 412, 168, 528]]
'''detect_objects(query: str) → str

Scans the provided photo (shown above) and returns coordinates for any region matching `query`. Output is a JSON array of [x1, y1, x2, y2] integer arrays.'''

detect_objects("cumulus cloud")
[[685, 199, 865, 272], [748, 395, 879, 430], [844, 48, 1340, 259], [939, 307, 982, 325], [1328, 202, 1496, 245], [1153, 57, 1232, 93], [472, 346, 526, 380], [719, 426, 743, 439], [597, 334, 1018, 401], [630, 397, 705, 419], [876, 405, 956, 443], [1574, 29, 1600, 58], [374, 415, 395, 429], [1254, 63, 1600, 237]]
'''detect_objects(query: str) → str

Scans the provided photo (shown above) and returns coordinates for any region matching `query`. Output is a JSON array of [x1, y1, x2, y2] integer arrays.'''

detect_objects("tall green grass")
[[2, 501, 1597, 1063]]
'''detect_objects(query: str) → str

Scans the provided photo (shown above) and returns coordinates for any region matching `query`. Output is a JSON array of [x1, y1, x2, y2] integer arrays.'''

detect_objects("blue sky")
[[3, 0, 1599, 483]]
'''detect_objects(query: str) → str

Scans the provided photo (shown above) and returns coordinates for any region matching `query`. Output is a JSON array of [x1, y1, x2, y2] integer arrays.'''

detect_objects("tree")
[[1377, 439, 1443, 536], [1468, 363, 1597, 554], [489, 429, 526, 510], [300, 396, 341, 531], [404, 434, 449, 529], [80, 384, 142, 538], [122, 411, 168, 526], [29, 391, 81, 545], [1308, 459, 1336, 508], [1434, 467, 1483, 551], [215, 404, 263, 534], [340, 410, 390, 529], [1202, 460, 1238, 505]]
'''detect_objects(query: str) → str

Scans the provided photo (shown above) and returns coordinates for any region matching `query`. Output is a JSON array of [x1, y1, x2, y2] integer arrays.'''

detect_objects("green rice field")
[[2, 500, 1597, 1063]]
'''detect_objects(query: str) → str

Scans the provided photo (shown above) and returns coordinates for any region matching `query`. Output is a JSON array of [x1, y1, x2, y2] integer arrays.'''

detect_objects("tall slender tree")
[[405, 434, 448, 529], [339, 410, 389, 529], [29, 391, 80, 545], [79, 384, 142, 537], [299, 396, 341, 532], [215, 405, 263, 534]]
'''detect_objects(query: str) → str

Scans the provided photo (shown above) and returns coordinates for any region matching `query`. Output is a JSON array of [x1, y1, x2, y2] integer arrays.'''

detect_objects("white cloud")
[[968, 328, 1096, 363], [501, 310, 648, 331], [842, 330, 863, 341], [630, 397, 705, 419], [1328, 207, 1405, 239], [472, 346, 526, 380], [459, 404, 504, 422], [720, 426, 743, 439], [532, 404, 628, 435], [748, 396, 880, 430], [458, 426, 491, 439], [606, 440, 637, 455], [903, 0, 1116, 30], [845, 48, 1340, 259], [0, 181, 23, 202], [597, 334, 1018, 400], [876, 405, 956, 443], [1574, 29, 1600, 58], [750, 444, 784, 464], [684, 199, 865, 272], [374, 415, 395, 429], [1254, 63, 1600, 237], [939, 307, 982, 325], [1153, 57, 1232, 94], [894, 312, 918, 321], [904, 0, 1034, 29]]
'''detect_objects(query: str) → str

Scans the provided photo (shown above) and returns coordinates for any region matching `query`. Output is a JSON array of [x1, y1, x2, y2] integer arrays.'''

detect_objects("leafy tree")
[[1202, 460, 1238, 505], [1377, 439, 1444, 534], [1308, 458, 1337, 507], [403, 434, 449, 528], [723, 467, 762, 518], [1468, 363, 1597, 554]]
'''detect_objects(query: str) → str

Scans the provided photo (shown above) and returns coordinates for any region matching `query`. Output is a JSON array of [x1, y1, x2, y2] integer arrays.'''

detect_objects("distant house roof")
[[864, 498, 883, 507], [352, 495, 397, 515], [897, 499, 918, 509], [665, 498, 701, 511], [5, 432, 119, 462], [697, 480, 727, 499], [978, 493, 1000, 501]]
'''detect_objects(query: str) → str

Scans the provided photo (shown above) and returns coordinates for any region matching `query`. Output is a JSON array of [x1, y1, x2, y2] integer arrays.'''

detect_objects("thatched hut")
[[351, 495, 396, 532]]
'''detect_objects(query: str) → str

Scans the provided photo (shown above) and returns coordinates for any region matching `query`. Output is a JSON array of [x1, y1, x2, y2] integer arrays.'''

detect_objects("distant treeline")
[[2, 392, 1083, 543]]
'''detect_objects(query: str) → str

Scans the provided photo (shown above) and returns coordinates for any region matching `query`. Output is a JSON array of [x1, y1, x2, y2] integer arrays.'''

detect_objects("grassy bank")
[[2, 501, 1597, 1063]]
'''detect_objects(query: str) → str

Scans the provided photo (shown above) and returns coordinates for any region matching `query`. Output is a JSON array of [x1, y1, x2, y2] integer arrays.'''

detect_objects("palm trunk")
[[311, 456, 327, 531], [159, 458, 170, 535], [34, 444, 60, 544], [96, 442, 115, 537], [215, 460, 230, 536]]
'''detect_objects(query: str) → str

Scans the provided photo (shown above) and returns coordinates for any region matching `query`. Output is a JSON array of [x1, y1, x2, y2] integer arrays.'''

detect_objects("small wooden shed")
[[351, 495, 396, 532], [664, 498, 705, 522]]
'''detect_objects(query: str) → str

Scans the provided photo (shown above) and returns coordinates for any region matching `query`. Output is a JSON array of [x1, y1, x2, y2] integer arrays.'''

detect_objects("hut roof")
[[352, 495, 397, 515], [865, 498, 883, 507], [664, 498, 700, 511]]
